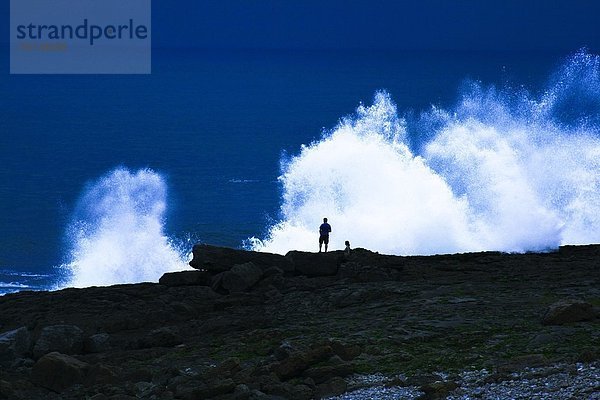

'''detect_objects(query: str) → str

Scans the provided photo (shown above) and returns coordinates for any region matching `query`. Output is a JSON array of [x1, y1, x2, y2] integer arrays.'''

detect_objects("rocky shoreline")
[[1, 244, 599, 399]]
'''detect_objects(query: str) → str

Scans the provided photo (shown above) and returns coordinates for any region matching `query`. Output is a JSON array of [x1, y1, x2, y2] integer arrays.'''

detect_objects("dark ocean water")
[[0, 48, 591, 294]]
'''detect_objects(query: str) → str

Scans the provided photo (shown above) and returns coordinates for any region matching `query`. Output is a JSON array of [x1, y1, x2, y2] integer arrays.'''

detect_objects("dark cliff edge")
[[0, 244, 599, 399]]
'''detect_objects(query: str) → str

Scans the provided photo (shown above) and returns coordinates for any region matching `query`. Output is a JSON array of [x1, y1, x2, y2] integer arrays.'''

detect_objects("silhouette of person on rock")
[[319, 217, 332, 253]]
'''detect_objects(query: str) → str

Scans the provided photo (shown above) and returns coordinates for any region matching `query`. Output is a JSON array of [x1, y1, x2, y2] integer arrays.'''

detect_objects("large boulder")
[[159, 270, 212, 286], [33, 325, 84, 359], [0, 327, 31, 366], [222, 262, 264, 293], [285, 251, 341, 277], [542, 299, 596, 325], [189, 244, 293, 273], [31, 352, 89, 392]]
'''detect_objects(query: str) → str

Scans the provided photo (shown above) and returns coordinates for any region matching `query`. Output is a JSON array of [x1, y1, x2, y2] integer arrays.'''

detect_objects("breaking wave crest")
[[254, 50, 600, 255], [61, 168, 189, 288]]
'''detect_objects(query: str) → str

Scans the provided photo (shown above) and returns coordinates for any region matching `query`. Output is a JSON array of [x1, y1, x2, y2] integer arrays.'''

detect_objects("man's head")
[[323, 218, 328, 223]]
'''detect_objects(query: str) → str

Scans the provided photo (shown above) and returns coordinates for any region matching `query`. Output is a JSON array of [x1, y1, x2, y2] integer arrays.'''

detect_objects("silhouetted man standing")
[[319, 217, 332, 253]]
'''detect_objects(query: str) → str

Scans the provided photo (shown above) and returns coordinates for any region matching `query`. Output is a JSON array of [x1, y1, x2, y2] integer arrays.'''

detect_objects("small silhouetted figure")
[[344, 240, 351, 256], [319, 217, 332, 253]]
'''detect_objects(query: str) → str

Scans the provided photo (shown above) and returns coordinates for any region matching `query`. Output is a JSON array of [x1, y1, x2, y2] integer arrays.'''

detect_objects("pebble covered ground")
[[328, 362, 600, 399]]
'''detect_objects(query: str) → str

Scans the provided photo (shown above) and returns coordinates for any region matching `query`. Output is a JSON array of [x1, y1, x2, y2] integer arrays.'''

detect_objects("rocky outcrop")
[[187, 245, 405, 293], [221, 262, 264, 293], [0, 243, 598, 399], [285, 251, 341, 277], [159, 270, 212, 286], [189, 244, 293, 273]]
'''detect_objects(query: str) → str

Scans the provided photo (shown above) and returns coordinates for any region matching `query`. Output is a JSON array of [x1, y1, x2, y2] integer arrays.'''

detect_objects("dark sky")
[[151, 0, 600, 52], [3, 0, 600, 51]]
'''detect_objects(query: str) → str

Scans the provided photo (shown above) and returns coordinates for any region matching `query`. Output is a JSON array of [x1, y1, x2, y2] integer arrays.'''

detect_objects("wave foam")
[[254, 51, 600, 255], [61, 168, 190, 288]]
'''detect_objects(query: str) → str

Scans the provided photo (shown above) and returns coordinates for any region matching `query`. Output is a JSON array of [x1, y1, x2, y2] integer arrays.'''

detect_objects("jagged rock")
[[222, 262, 264, 293], [159, 270, 212, 286], [542, 299, 596, 325], [84, 333, 111, 353], [33, 325, 84, 359], [285, 251, 340, 277], [31, 352, 89, 392], [139, 327, 182, 348], [316, 377, 347, 398], [190, 244, 293, 273], [0, 327, 30, 366]]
